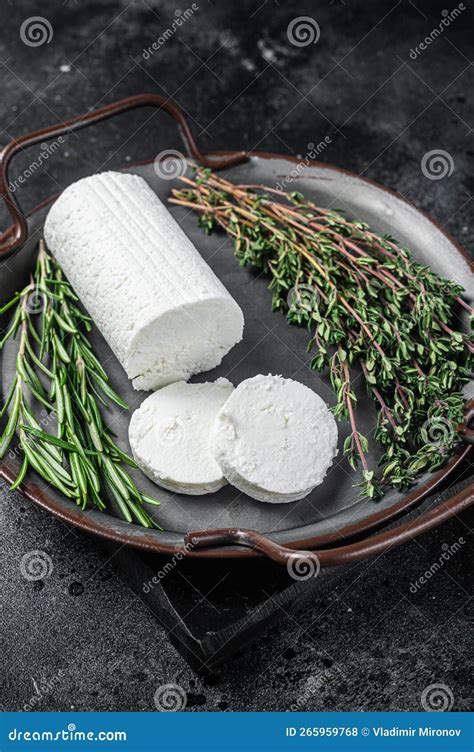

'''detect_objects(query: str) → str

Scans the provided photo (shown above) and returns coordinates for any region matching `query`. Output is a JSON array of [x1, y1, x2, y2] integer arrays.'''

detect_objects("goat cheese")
[[44, 171, 244, 390], [210, 374, 338, 503], [129, 378, 234, 495]]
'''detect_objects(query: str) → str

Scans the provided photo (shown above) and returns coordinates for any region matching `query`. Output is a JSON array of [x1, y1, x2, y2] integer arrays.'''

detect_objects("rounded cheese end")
[[44, 171, 244, 392]]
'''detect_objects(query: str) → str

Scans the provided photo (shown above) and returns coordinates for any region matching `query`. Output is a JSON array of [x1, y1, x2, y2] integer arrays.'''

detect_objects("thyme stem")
[[171, 168, 472, 498]]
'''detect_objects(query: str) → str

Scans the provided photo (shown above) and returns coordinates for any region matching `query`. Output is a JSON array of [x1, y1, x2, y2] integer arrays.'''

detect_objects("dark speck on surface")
[[68, 581, 84, 597], [186, 693, 207, 708], [202, 674, 221, 687]]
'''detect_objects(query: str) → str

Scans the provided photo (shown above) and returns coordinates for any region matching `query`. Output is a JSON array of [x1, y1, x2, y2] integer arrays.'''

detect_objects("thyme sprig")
[[0, 241, 161, 528], [171, 169, 473, 499]]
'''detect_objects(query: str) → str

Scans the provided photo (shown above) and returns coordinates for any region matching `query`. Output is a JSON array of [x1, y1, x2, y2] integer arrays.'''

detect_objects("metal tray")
[[0, 94, 472, 564]]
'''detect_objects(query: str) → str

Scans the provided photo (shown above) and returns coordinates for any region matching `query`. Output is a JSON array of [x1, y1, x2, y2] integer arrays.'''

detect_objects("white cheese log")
[[129, 378, 234, 494], [210, 374, 338, 503], [44, 171, 244, 390]]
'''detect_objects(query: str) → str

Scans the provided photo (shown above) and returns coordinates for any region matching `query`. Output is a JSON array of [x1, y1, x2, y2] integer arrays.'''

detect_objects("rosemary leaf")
[[10, 456, 29, 491], [0, 242, 161, 527]]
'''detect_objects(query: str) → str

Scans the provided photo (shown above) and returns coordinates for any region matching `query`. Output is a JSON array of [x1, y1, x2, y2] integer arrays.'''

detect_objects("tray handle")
[[458, 399, 474, 444], [0, 93, 248, 257], [186, 400, 474, 565], [186, 484, 473, 567]]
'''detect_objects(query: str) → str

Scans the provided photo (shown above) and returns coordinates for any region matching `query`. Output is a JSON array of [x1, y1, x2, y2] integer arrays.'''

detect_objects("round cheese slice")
[[210, 374, 338, 503], [129, 378, 234, 495]]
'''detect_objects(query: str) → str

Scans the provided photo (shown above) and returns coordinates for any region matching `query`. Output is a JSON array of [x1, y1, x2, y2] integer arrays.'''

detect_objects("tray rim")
[[0, 149, 472, 559]]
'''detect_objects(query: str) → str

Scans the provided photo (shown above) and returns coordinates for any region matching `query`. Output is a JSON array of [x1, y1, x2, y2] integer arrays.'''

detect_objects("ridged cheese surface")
[[44, 171, 244, 390]]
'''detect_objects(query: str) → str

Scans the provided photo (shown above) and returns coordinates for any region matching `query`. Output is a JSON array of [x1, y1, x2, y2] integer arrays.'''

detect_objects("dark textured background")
[[1, 0, 473, 712]]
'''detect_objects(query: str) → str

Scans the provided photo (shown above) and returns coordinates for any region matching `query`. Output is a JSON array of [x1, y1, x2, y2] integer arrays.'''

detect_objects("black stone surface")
[[101, 476, 474, 675], [0, 0, 473, 712]]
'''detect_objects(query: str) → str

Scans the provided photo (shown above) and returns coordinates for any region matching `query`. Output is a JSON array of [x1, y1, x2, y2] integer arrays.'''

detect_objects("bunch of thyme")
[[0, 241, 160, 527], [171, 169, 473, 498]]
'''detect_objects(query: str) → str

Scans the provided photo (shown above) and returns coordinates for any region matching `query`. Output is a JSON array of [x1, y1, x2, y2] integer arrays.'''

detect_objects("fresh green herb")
[[0, 241, 161, 528], [171, 169, 473, 499]]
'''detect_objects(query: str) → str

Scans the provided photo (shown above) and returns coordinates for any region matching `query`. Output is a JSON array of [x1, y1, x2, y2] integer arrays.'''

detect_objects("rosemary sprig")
[[0, 241, 161, 528], [171, 168, 473, 499]]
